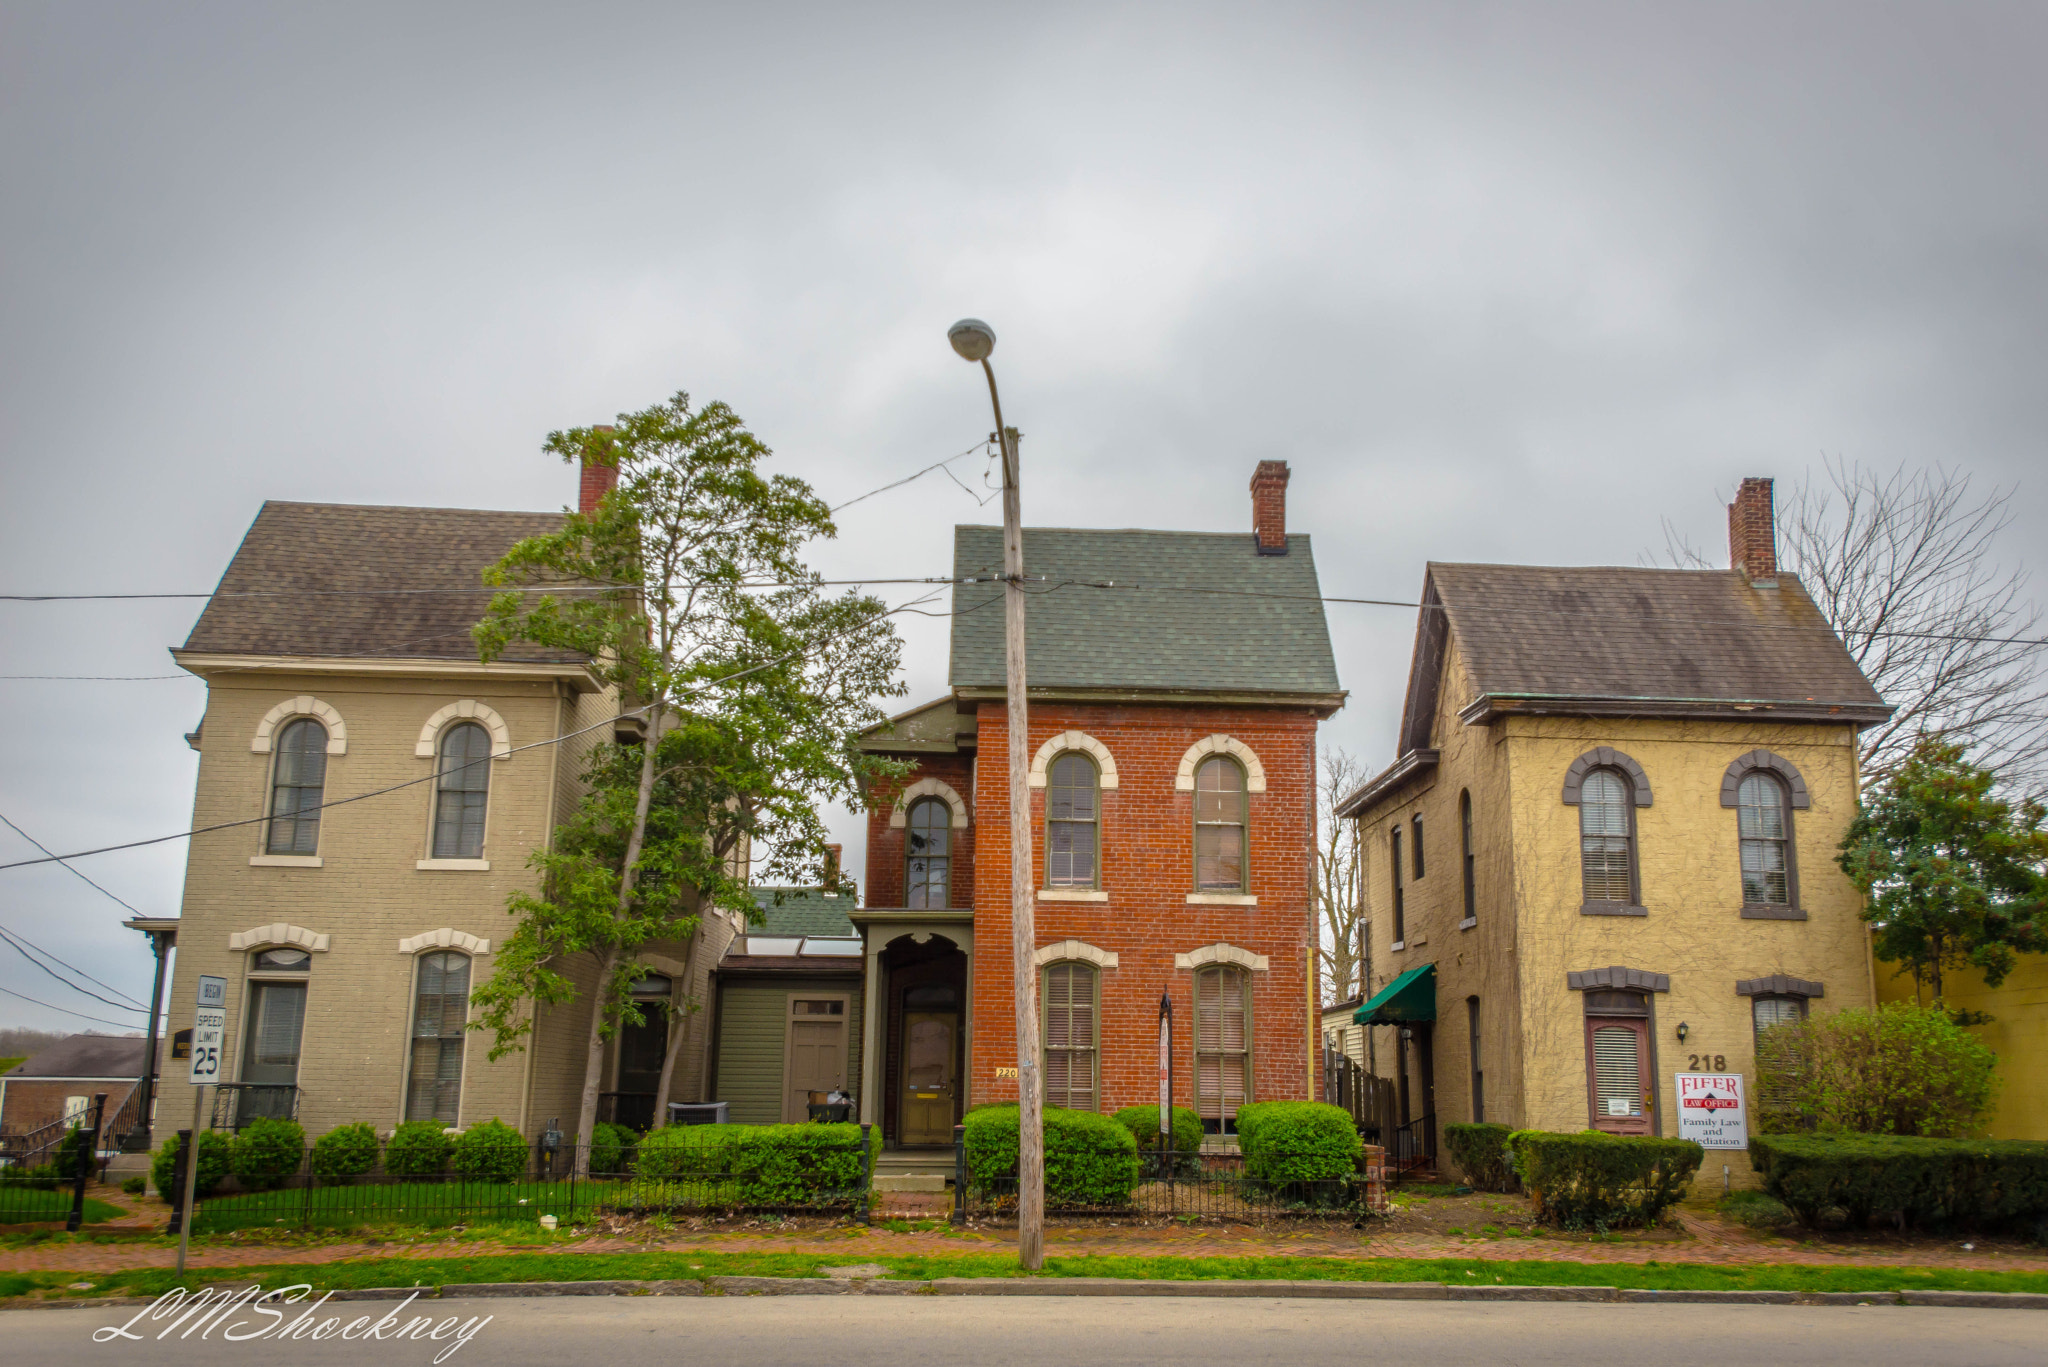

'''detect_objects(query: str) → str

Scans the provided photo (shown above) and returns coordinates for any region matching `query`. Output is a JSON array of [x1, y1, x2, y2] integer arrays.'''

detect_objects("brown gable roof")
[[6, 1034, 148, 1079], [180, 502, 583, 664], [1427, 563, 1887, 725]]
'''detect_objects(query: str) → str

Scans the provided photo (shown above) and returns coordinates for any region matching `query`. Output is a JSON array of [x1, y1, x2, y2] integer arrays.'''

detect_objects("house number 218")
[[1686, 1054, 1726, 1071]]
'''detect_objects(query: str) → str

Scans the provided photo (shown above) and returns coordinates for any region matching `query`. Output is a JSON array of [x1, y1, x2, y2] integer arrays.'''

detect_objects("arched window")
[[432, 722, 491, 859], [1736, 772, 1793, 908], [406, 951, 471, 1123], [1045, 753, 1099, 889], [906, 797, 951, 908], [266, 718, 329, 854], [1578, 769, 1638, 910], [1042, 961, 1099, 1111], [1459, 790, 1476, 924], [1194, 964, 1251, 1132], [1194, 756, 1247, 892]]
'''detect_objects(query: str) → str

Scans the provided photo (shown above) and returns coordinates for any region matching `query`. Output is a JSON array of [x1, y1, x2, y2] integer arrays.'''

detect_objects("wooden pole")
[[988, 402, 1043, 1271]]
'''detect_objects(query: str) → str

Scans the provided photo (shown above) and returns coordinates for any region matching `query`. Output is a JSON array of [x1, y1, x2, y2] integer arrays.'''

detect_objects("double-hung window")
[[266, 719, 328, 854], [906, 797, 951, 908], [1578, 769, 1637, 909], [1737, 773, 1792, 908], [1194, 965, 1251, 1132], [406, 951, 471, 1123], [1042, 962, 1099, 1111], [432, 722, 491, 859], [1194, 757, 1247, 891], [1045, 753, 1099, 888]]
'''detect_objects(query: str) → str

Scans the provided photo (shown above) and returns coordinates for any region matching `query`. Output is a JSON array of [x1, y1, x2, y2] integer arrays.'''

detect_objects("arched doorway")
[[881, 935, 967, 1146]]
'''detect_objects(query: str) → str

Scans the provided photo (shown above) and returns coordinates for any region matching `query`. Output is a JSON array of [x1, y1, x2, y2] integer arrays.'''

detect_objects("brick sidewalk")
[[7, 1189, 2045, 1279]]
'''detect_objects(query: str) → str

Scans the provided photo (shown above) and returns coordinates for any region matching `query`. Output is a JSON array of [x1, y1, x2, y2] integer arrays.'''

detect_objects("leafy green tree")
[[1839, 736, 2048, 1003], [468, 391, 904, 1170], [1754, 1001, 1999, 1137]]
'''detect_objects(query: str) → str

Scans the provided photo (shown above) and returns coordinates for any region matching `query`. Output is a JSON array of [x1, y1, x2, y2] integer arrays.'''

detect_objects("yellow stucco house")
[[1338, 479, 1891, 1186], [158, 467, 740, 1141], [1875, 958, 2047, 1140]]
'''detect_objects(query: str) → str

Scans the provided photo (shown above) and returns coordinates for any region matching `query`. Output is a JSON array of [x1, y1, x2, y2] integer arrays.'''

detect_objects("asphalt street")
[[10, 1293, 2041, 1367]]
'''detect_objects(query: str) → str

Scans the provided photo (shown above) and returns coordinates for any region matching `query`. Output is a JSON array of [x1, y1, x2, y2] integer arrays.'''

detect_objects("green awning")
[[1354, 963, 1436, 1025]]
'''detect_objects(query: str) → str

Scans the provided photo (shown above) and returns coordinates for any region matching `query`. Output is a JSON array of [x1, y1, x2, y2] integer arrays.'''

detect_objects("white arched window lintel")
[[414, 701, 513, 759], [1174, 735, 1268, 792], [889, 777, 970, 828], [251, 697, 347, 754], [397, 928, 492, 956], [229, 922, 331, 953], [1032, 939, 1119, 969], [1174, 942, 1270, 972], [1027, 730, 1119, 789]]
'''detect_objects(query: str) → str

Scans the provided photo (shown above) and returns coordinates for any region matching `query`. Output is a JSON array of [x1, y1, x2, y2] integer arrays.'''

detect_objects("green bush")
[[1749, 1132, 2048, 1231], [383, 1120, 454, 1178], [54, 1124, 97, 1182], [151, 1130, 232, 1199], [310, 1123, 380, 1185], [1508, 1130, 1703, 1229], [633, 1123, 867, 1206], [453, 1118, 528, 1182], [229, 1117, 306, 1191], [1755, 1002, 1999, 1137], [1234, 1101, 1363, 1188], [1111, 1104, 1205, 1176], [1444, 1122, 1517, 1193], [0, 1163, 59, 1190], [1718, 1189, 1793, 1229], [590, 1122, 638, 1176], [964, 1104, 1142, 1208], [121, 1175, 146, 1196]]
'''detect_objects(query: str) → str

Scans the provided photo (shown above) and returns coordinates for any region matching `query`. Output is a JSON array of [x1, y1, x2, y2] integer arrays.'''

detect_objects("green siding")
[[714, 979, 862, 1126]]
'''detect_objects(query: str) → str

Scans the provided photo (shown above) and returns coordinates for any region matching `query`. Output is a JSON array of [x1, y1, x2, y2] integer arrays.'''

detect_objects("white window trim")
[[251, 696, 348, 754], [397, 928, 492, 955], [416, 858, 492, 872], [1027, 730, 1120, 789], [249, 854, 324, 869], [1174, 735, 1268, 792], [1174, 942, 1270, 972], [1186, 892, 1258, 906], [889, 777, 970, 829], [1037, 889, 1110, 902], [1032, 939, 1119, 969], [414, 701, 513, 759], [229, 922, 331, 953]]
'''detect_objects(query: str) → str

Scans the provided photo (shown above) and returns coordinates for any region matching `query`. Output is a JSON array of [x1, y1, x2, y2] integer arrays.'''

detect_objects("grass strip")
[[15, 1250, 2048, 1301]]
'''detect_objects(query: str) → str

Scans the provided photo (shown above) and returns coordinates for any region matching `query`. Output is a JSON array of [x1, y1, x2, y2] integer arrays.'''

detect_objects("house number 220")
[[1686, 1054, 1726, 1071]]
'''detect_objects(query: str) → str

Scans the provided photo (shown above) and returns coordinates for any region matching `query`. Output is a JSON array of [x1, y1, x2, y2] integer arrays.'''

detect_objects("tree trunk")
[[574, 698, 666, 1176], [650, 927, 699, 1125]]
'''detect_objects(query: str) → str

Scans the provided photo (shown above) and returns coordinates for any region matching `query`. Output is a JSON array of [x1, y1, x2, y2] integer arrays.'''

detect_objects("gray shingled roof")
[[181, 502, 582, 663], [750, 887, 858, 938], [6, 1034, 148, 1079], [1430, 563, 1888, 716], [948, 527, 1342, 699]]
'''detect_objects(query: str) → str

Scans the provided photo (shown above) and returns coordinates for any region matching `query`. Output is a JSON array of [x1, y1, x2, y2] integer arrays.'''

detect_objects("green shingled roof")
[[750, 887, 858, 937], [948, 526, 1343, 699]]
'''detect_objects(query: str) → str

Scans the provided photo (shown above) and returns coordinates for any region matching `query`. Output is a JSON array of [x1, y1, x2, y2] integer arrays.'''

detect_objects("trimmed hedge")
[[1111, 1104, 1205, 1177], [383, 1120, 454, 1178], [231, 1117, 307, 1191], [634, 1123, 867, 1205], [1749, 1132, 2048, 1231], [151, 1129, 232, 1199], [1508, 1130, 1703, 1229], [310, 1123, 379, 1185], [591, 1121, 638, 1177], [1234, 1101, 1363, 1187], [454, 1118, 528, 1182], [1444, 1122, 1517, 1193], [965, 1104, 1143, 1207]]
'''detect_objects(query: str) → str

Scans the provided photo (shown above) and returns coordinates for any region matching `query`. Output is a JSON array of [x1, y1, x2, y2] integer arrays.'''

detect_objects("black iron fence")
[[0, 1093, 107, 1229], [213, 1083, 300, 1131], [953, 1141, 1384, 1223], [156, 1128, 876, 1234], [1389, 1112, 1437, 1176]]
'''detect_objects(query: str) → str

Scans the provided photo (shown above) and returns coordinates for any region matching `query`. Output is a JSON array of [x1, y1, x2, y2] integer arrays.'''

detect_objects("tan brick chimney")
[[578, 425, 619, 514], [1251, 460, 1291, 555], [1727, 477, 1777, 584]]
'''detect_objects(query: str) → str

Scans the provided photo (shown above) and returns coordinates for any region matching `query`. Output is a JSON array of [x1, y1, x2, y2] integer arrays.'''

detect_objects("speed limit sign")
[[188, 975, 227, 1085]]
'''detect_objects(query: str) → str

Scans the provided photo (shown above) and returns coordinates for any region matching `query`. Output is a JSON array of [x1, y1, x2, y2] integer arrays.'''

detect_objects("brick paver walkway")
[[9, 1183, 2041, 1280]]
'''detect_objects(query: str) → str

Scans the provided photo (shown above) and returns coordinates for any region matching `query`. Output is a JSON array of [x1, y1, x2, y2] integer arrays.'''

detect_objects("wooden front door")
[[783, 996, 849, 1123], [1587, 1016, 1653, 1134], [898, 1011, 957, 1145]]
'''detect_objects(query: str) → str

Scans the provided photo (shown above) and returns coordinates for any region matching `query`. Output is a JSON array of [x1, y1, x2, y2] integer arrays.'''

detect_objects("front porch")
[[851, 908, 974, 1153]]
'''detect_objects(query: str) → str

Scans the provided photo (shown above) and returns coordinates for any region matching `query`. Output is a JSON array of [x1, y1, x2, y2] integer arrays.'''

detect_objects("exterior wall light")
[[1676, 1021, 1690, 1042]]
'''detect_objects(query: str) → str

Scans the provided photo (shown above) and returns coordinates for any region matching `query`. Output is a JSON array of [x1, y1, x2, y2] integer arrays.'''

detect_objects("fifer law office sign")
[[1674, 1072, 1748, 1149]]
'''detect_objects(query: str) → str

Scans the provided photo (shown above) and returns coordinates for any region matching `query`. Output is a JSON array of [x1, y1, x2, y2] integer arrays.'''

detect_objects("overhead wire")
[[0, 929, 148, 1016], [0, 982, 146, 1031]]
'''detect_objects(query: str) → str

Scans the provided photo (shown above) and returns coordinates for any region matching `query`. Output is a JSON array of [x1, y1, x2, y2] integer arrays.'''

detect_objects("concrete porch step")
[[871, 1173, 948, 1193]]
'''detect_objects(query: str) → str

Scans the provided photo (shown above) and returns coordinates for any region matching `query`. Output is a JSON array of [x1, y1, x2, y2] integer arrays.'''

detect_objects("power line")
[[0, 982, 144, 1031], [0, 591, 931, 874], [0, 813, 150, 917], [829, 441, 992, 514], [0, 929, 148, 1016]]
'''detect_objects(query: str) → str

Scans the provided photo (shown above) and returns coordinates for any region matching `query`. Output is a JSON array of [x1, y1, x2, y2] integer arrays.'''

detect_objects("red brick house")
[[854, 463, 1344, 1148]]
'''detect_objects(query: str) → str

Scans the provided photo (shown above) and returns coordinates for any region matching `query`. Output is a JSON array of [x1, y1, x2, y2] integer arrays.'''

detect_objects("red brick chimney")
[[578, 425, 619, 514], [1251, 460, 1291, 555], [1727, 477, 1777, 584]]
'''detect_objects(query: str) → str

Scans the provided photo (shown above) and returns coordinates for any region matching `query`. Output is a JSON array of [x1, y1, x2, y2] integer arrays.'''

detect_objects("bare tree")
[[1669, 459, 2048, 799], [1315, 745, 1368, 1005]]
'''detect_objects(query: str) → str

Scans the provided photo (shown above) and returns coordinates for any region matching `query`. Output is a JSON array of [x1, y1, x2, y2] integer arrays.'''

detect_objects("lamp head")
[[948, 317, 996, 362], [1676, 1021, 1690, 1042]]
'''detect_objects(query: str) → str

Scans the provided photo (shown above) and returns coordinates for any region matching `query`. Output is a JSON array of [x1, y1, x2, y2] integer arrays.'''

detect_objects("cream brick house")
[[162, 486, 738, 1140], [1339, 479, 1891, 1184]]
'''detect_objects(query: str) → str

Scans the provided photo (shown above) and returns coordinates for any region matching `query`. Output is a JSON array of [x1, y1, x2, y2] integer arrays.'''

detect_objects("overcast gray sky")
[[3, 3, 2044, 1036]]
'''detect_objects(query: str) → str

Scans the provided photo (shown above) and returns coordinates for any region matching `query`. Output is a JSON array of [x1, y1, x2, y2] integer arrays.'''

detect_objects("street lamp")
[[948, 317, 1043, 1271]]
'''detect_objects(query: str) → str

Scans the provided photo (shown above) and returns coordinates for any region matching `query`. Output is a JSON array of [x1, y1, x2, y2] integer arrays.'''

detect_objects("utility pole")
[[948, 318, 1042, 1269]]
